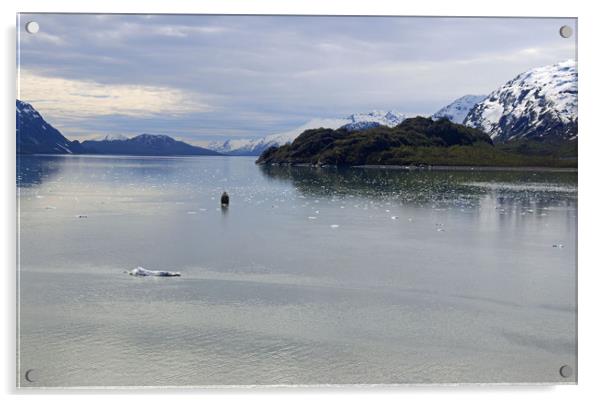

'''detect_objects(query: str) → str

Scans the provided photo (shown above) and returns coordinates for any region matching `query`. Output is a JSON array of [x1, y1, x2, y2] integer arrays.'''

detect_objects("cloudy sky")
[[17, 14, 576, 145]]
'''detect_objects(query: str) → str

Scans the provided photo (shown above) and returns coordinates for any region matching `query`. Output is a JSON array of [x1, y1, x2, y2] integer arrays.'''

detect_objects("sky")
[[17, 14, 576, 145]]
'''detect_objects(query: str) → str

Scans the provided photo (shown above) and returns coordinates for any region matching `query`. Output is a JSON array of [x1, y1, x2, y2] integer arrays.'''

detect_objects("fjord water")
[[17, 155, 576, 386]]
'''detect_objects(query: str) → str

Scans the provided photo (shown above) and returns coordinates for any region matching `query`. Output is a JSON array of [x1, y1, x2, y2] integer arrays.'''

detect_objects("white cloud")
[[18, 69, 213, 120]]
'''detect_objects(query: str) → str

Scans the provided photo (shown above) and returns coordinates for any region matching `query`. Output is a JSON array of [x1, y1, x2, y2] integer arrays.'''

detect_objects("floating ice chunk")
[[391, 216, 399, 220], [330, 224, 339, 228], [552, 244, 564, 248], [308, 216, 317, 220], [315, 210, 320, 214], [187, 211, 197, 215], [437, 228, 445, 232], [128, 267, 181, 277]]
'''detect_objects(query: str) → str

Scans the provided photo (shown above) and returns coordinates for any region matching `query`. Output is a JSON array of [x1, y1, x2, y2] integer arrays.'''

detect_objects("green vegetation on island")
[[256, 117, 577, 168]]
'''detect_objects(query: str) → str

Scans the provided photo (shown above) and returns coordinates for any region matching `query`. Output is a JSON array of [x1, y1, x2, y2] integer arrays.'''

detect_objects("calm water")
[[17, 155, 577, 386]]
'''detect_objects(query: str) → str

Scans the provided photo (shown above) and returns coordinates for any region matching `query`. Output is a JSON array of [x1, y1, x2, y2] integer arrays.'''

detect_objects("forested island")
[[256, 117, 577, 168]]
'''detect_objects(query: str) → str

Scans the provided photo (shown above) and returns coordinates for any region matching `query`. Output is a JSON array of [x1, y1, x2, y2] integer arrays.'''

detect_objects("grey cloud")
[[18, 14, 576, 141]]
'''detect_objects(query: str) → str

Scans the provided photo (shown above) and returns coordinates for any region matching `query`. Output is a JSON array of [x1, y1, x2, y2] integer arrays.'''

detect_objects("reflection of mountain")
[[259, 164, 577, 209], [17, 155, 65, 187]]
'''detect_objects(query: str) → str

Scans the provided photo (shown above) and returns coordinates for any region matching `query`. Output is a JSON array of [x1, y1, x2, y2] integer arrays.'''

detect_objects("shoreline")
[[258, 162, 577, 173], [351, 164, 578, 173]]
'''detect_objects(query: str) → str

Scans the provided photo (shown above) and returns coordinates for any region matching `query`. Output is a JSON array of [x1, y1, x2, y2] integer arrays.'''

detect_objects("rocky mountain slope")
[[464, 60, 577, 142], [16, 100, 82, 154]]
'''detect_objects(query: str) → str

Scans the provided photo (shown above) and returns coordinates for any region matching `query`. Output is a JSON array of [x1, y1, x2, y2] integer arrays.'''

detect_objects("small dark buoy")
[[221, 191, 229, 206]]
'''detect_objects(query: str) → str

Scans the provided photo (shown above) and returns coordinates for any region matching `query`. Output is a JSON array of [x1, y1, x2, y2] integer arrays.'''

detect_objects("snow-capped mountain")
[[340, 111, 407, 131], [464, 60, 577, 142], [432, 95, 487, 124], [208, 111, 409, 156], [16, 100, 82, 154], [81, 134, 221, 156], [94, 133, 129, 141]]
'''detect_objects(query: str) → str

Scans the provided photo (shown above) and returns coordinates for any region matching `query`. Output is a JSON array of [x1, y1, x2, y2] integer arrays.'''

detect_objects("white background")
[[2, 0, 600, 401]]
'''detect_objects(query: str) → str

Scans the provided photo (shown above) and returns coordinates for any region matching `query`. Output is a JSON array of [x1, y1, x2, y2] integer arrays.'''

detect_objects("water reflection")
[[259, 164, 577, 211], [18, 156, 577, 385], [17, 155, 64, 187]]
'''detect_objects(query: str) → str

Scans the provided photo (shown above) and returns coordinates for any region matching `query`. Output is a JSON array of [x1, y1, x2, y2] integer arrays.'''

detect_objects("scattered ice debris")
[[315, 210, 320, 214], [187, 211, 197, 215], [128, 267, 181, 277], [76, 214, 88, 219], [330, 224, 339, 229], [308, 216, 317, 220], [391, 216, 399, 220], [552, 244, 564, 248], [437, 228, 446, 232]]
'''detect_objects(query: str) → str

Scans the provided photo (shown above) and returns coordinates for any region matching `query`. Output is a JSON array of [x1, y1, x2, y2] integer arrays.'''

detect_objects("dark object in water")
[[221, 191, 229, 206]]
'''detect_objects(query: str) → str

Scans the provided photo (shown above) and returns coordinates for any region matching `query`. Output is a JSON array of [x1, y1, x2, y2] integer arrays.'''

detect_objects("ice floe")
[[128, 267, 181, 277]]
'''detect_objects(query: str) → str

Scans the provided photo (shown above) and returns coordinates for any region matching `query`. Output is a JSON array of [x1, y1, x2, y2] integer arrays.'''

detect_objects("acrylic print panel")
[[16, 14, 577, 387]]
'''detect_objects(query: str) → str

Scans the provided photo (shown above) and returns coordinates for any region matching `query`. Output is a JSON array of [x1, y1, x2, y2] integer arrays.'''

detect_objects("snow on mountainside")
[[94, 133, 129, 141], [432, 95, 487, 124], [208, 111, 409, 156], [16, 100, 81, 154], [341, 111, 408, 131], [464, 60, 577, 142]]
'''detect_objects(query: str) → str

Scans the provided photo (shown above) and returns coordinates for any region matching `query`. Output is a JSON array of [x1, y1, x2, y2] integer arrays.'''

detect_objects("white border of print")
[[2, 0, 600, 402]]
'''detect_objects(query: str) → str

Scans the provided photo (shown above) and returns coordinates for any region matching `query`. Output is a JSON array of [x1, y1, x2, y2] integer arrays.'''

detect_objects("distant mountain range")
[[80, 134, 220, 156], [207, 111, 409, 156], [16, 100, 219, 156], [17, 60, 577, 157], [256, 60, 578, 168]]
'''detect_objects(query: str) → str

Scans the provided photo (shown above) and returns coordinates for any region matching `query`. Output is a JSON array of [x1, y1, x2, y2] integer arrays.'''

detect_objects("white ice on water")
[[128, 267, 181, 277]]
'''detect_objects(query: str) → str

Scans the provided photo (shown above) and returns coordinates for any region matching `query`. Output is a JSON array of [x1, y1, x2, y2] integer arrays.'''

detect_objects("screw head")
[[25, 21, 39, 34], [559, 25, 573, 39], [559, 365, 573, 378]]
